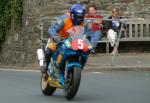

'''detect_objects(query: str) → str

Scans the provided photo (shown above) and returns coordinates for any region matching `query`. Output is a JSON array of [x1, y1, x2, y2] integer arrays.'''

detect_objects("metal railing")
[[39, 17, 150, 65]]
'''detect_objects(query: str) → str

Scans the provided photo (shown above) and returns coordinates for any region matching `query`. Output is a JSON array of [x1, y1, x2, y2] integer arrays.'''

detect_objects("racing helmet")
[[70, 4, 85, 25]]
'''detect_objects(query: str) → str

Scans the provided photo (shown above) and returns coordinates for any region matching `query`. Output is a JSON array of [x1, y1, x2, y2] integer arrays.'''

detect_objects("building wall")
[[0, 0, 149, 67]]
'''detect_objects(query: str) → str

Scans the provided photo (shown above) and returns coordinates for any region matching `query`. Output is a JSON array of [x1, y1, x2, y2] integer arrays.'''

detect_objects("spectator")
[[84, 5, 103, 54], [105, 8, 126, 54]]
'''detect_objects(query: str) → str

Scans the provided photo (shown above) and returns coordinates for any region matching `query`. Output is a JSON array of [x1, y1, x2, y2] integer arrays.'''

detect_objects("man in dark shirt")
[[105, 8, 126, 54]]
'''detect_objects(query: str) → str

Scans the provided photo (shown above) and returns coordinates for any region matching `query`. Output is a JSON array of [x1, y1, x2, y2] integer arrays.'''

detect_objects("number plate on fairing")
[[71, 39, 88, 52]]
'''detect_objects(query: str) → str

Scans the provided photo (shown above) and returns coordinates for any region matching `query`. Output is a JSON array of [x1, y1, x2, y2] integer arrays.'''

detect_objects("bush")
[[0, 0, 22, 42]]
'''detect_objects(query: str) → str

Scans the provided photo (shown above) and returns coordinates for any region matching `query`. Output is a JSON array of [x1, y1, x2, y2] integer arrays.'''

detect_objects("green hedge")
[[0, 0, 22, 42]]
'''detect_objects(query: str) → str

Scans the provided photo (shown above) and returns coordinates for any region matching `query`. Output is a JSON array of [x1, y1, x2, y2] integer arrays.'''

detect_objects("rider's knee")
[[47, 42, 57, 52]]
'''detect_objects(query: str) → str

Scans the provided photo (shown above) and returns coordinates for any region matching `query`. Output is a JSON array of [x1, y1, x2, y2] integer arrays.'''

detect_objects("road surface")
[[0, 70, 150, 103]]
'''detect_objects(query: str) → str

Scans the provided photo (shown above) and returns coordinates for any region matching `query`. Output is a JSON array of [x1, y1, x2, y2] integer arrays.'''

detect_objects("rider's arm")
[[48, 16, 65, 38]]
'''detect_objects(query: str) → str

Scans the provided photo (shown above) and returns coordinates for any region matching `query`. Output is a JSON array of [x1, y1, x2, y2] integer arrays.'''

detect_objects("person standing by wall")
[[84, 5, 103, 54], [105, 8, 126, 54]]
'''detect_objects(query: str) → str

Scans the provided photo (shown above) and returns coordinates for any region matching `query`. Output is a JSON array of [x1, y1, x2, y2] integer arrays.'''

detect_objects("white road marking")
[[92, 72, 103, 74], [0, 69, 102, 73], [0, 69, 40, 72]]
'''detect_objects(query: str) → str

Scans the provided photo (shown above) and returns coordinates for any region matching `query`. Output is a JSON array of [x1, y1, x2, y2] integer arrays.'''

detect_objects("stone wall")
[[0, 0, 149, 67]]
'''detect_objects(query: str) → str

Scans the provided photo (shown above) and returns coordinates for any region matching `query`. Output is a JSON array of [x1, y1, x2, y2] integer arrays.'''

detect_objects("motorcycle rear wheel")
[[41, 74, 56, 96], [65, 68, 81, 100]]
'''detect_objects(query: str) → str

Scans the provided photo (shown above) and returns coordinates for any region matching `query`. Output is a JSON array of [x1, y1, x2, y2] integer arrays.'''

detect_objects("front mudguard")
[[66, 62, 83, 71]]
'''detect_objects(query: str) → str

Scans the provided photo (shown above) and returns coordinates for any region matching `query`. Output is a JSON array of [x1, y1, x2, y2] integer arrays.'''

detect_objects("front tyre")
[[65, 68, 81, 100], [40, 74, 56, 96]]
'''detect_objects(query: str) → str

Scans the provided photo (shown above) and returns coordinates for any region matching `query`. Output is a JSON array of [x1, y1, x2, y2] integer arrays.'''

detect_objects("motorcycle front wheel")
[[65, 67, 81, 100], [40, 74, 56, 96]]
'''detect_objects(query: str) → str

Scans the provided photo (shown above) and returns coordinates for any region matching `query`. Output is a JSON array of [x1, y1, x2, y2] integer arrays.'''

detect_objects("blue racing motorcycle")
[[41, 26, 92, 100]]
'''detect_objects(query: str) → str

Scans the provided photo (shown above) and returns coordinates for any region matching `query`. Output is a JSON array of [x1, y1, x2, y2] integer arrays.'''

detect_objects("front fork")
[[64, 61, 83, 78]]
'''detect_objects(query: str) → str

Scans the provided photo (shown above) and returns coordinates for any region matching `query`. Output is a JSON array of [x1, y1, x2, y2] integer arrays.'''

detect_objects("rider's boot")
[[44, 48, 52, 74]]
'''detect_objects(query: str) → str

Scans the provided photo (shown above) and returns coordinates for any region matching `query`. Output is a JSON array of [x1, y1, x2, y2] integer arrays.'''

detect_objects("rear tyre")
[[65, 68, 81, 100], [40, 74, 56, 96]]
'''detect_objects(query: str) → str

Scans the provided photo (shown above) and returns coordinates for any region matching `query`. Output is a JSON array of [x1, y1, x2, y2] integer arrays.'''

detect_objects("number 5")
[[78, 39, 83, 49]]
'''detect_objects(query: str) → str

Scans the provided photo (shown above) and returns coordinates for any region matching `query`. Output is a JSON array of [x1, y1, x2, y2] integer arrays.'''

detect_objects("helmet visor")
[[73, 14, 84, 21]]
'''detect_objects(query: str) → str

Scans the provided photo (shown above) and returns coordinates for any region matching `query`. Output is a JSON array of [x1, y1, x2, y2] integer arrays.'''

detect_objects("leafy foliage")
[[0, 0, 22, 42]]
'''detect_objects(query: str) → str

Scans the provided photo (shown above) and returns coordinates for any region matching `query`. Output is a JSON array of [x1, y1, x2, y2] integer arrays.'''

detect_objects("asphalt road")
[[0, 70, 150, 103]]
